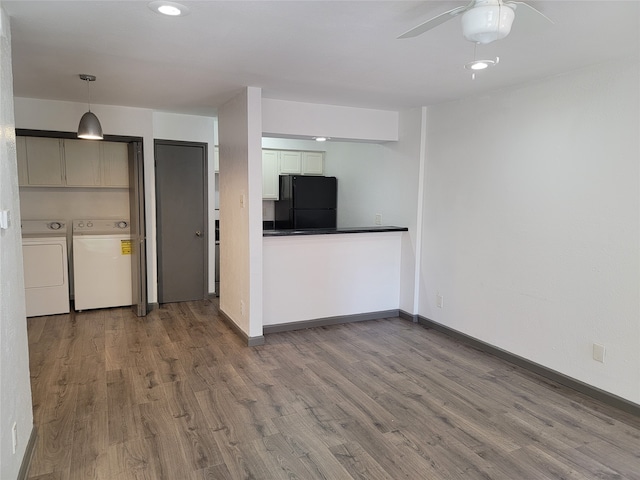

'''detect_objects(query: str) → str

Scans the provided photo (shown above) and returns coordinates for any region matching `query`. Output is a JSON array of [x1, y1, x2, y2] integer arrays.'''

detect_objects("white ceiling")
[[3, 1, 639, 116]]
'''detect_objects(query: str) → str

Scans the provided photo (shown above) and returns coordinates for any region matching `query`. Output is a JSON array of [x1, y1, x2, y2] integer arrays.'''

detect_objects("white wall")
[[20, 188, 130, 222], [218, 87, 263, 339], [0, 7, 33, 478], [152, 112, 217, 293], [420, 60, 640, 404], [263, 98, 398, 142], [385, 108, 425, 315], [263, 233, 403, 325]]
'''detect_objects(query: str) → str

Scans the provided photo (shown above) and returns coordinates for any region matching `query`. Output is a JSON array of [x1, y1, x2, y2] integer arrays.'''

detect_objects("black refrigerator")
[[274, 175, 337, 229]]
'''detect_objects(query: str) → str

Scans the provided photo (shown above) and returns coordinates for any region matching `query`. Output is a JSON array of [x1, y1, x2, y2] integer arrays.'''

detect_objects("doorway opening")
[[15, 129, 147, 316]]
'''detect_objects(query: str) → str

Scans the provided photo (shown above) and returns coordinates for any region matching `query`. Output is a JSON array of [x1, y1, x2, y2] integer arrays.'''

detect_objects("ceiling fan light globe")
[[158, 5, 181, 16], [461, 5, 515, 44]]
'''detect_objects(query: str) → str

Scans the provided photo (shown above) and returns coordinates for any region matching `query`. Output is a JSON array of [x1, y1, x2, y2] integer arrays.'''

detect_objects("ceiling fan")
[[398, 0, 552, 44]]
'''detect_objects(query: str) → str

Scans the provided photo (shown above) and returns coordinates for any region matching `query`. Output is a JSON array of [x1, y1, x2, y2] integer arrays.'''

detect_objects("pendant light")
[[77, 74, 103, 140]]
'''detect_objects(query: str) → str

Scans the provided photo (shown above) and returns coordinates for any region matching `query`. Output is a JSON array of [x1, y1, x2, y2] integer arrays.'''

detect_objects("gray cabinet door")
[[155, 141, 207, 303]]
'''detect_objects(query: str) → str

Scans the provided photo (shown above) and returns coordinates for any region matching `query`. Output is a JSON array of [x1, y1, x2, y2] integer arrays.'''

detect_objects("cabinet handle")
[[195, 231, 203, 237]]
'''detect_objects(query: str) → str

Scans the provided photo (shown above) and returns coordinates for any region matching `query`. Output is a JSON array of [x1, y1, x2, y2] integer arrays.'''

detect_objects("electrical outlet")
[[436, 294, 443, 308], [375, 214, 382, 225], [12, 422, 17, 454], [593, 343, 605, 363]]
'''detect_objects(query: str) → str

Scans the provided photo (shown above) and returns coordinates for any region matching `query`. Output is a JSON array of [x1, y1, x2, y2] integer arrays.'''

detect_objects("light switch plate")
[[0, 210, 9, 230]]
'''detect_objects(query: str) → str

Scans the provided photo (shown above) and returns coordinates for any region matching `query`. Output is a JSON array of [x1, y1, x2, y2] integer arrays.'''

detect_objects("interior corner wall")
[[0, 7, 33, 479], [383, 108, 424, 314], [420, 59, 640, 404], [218, 87, 263, 338]]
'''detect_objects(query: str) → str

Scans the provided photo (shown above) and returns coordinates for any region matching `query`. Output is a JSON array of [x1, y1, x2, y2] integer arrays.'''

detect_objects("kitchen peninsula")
[[262, 226, 408, 332]]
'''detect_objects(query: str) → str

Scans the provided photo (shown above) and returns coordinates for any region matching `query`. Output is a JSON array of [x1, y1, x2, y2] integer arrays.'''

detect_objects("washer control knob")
[[117, 221, 128, 229], [48, 222, 62, 230], [77, 221, 84, 228], [87, 222, 93, 228]]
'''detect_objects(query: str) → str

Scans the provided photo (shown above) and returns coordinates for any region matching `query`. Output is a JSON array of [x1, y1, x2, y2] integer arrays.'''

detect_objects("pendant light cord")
[[85, 79, 93, 113]]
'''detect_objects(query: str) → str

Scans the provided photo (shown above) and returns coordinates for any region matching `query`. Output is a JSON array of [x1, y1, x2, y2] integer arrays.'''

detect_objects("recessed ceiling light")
[[148, 1, 190, 17], [314, 137, 329, 142]]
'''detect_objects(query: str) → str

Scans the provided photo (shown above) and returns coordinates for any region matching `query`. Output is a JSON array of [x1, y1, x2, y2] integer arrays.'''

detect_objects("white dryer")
[[21, 220, 70, 317], [73, 219, 132, 311]]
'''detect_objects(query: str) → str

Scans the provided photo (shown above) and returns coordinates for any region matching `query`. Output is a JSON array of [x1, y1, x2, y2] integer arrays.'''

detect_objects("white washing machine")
[[73, 219, 132, 311], [21, 220, 70, 317]]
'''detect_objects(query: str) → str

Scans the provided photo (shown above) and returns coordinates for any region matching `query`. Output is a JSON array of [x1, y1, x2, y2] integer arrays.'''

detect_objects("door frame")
[[128, 140, 147, 316], [154, 139, 208, 303]]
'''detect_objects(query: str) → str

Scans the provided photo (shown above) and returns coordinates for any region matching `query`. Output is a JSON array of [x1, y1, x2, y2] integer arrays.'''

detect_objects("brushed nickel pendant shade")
[[77, 74, 103, 140]]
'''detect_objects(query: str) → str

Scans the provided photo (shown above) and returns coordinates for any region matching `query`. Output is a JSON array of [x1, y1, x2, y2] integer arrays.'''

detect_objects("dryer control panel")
[[73, 219, 130, 235], [21, 220, 67, 237]]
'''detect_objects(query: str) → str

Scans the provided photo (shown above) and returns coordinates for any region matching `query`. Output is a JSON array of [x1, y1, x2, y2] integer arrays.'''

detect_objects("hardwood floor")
[[27, 300, 640, 479]]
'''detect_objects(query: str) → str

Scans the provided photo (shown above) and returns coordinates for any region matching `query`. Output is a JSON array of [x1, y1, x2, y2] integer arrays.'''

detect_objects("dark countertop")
[[263, 226, 408, 237]]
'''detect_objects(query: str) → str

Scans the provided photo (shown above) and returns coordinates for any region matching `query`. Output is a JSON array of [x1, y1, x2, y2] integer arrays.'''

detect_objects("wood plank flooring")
[[26, 300, 640, 479]]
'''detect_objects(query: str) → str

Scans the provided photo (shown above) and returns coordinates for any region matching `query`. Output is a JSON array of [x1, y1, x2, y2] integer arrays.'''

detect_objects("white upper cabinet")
[[262, 150, 280, 200], [301, 151, 324, 175], [101, 142, 129, 187], [278, 150, 302, 174], [23, 137, 64, 186], [17, 136, 129, 188], [261, 148, 325, 200], [64, 139, 101, 186]]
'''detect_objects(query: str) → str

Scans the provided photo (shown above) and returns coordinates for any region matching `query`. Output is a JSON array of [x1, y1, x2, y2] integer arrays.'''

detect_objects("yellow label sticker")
[[121, 239, 132, 255]]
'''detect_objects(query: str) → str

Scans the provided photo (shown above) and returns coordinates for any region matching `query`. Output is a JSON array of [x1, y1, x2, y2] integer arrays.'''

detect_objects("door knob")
[[195, 231, 202, 237]]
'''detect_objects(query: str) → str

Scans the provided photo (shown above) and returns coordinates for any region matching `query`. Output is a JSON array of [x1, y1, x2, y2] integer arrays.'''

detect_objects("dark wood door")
[[155, 141, 207, 303]]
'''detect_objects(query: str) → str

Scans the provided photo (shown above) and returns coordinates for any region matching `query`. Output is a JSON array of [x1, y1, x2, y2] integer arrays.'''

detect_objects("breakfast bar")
[[262, 226, 408, 332]]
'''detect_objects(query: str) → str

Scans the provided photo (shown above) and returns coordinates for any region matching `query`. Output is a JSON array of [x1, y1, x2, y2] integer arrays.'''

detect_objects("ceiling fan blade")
[[398, 4, 471, 39], [505, 1, 554, 24]]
